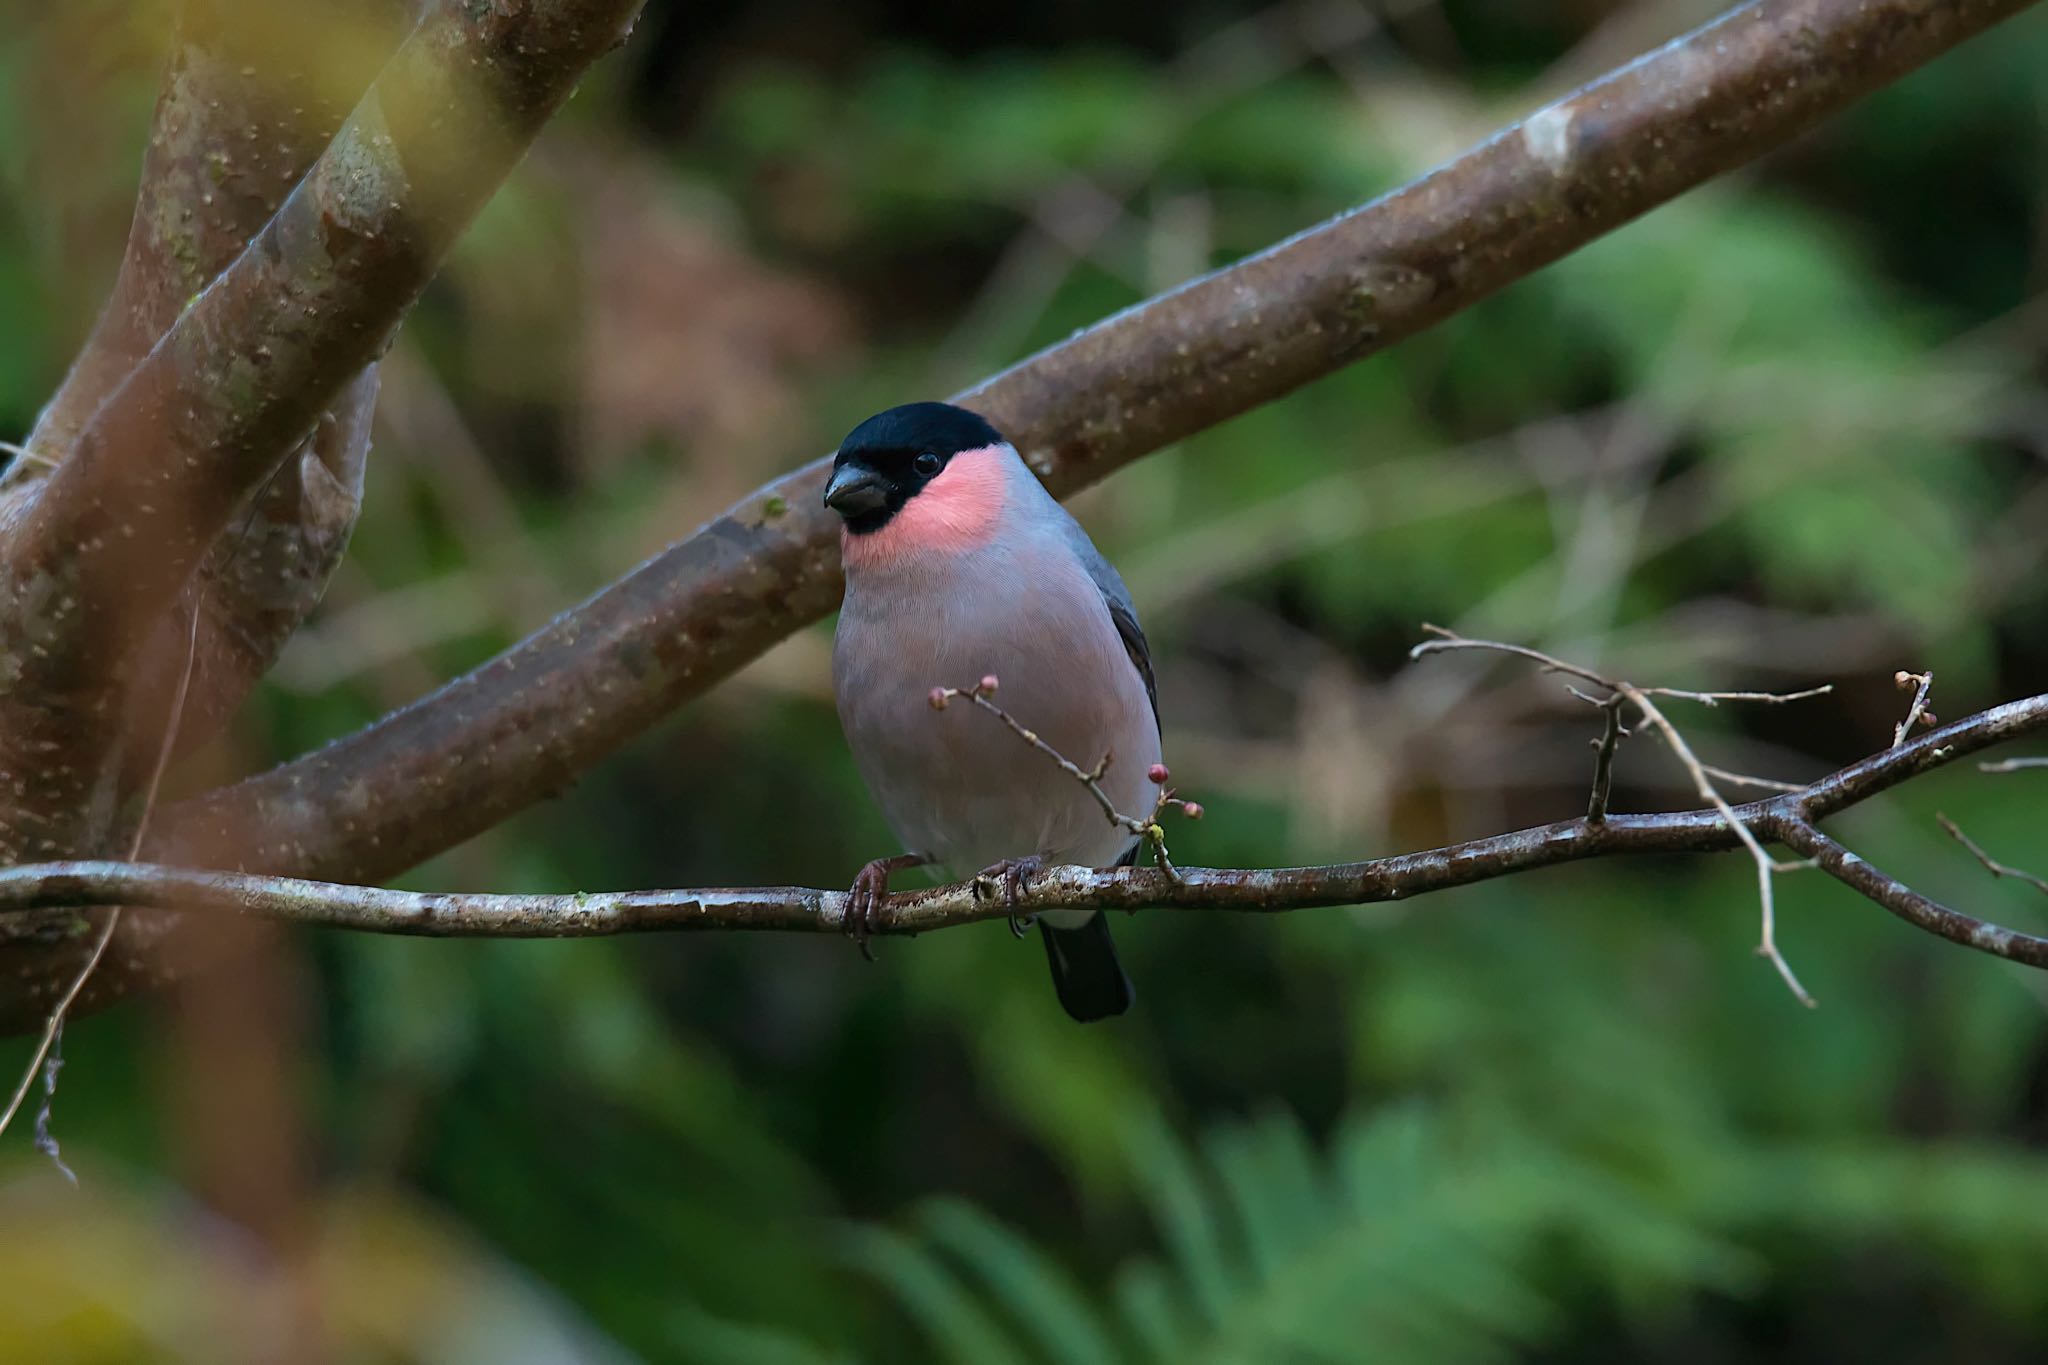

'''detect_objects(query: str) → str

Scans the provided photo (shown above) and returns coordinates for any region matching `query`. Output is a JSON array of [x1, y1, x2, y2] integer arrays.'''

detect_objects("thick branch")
[[154, 0, 2042, 892], [0, 0, 640, 1026], [7, 6, 400, 762], [16, 0, 415, 469], [4, 0, 644, 694], [14, 693, 2048, 971], [0, 2, 408, 876]]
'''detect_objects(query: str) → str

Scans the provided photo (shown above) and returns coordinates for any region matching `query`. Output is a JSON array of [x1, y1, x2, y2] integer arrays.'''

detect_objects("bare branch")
[[1585, 694, 1629, 823], [1624, 680, 1815, 1005], [1893, 669, 1936, 747], [1773, 814, 2048, 968], [931, 675, 1200, 874], [1938, 814, 2048, 898], [4, 690, 2047, 979], [1414, 626, 1828, 1003], [0, 594, 202, 1145], [1979, 757, 2048, 773], [1699, 765, 1808, 795], [1413, 625, 1835, 707]]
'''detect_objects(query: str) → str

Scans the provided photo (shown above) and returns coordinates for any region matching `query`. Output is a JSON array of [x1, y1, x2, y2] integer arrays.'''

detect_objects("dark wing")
[[1060, 515, 1160, 738], [1104, 593, 1160, 737]]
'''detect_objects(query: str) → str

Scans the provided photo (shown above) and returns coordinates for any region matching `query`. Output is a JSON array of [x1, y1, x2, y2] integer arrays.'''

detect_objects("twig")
[[0, 439, 55, 469], [1893, 669, 1936, 748], [1980, 757, 2048, 773], [1699, 764, 1807, 794], [930, 676, 1200, 877], [1412, 625, 1833, 707], [1585, 694, 1629, 822], [1625, 680, 1815, 1006], [1938, 814, 2048, 899], [1773, 814, 2048, 968], [1414, 626, 1827, 1005], [0, 600, 201, 1148]]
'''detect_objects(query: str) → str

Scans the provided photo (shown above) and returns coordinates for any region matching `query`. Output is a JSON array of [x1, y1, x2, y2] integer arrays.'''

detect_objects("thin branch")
[[932, 676, 1200, 875], [1980, 757, 2048, 773], [1699, 764, 1808, 794], [1938, 814, 2048, 898], [5, 693, 2048, 978], [0, 597, 200, 1144], [1625, 679, 1816, 1006], [1773, 814, 2048, 968], [150, 0, 2038, 903], [935, 677, 1137, 836], [1413, 625, 1834, 708], [1415, 626, 1834, 1003], [0, 440, 55, 471], [1585, 694, 1629, 823], [1893, 669, 1936, 747]]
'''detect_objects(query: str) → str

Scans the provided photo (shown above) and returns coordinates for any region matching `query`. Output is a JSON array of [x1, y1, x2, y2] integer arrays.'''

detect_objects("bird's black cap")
[[837, 402, 1004, 461], [826, 402, 1008, 532]]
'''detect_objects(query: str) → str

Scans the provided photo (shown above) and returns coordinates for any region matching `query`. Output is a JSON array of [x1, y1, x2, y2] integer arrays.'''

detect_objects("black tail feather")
[[1039, 912, 1134, 1022], [1038, 844, 1139, 1022]]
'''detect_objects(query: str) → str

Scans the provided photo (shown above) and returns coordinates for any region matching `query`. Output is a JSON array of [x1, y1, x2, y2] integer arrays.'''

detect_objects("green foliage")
[[846, 1095, 2048, 1365]]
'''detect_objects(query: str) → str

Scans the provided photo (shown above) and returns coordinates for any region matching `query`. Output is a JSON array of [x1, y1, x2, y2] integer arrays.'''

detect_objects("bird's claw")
[[845, 858, 897, 962], [974, 856, 1044, 936]]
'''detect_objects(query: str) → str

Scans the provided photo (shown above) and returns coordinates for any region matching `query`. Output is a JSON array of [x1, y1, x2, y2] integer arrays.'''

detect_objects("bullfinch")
[[826, 401, 1162, 1022]]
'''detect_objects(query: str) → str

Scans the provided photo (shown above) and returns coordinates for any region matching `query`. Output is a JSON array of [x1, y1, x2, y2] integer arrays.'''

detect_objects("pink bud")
[[1181, 801, 1204, 820], [928, 687, 950, 711], [977, 674, 1000, 697], [1147, 763, 1171, 785]]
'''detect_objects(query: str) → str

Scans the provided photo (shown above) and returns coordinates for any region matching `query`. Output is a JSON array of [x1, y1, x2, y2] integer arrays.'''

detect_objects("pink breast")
[[841, 444, 1008, 568]]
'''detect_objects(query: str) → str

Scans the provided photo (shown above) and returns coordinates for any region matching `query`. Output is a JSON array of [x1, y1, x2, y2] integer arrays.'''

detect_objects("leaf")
[[837, 1224, 1033, 1365], [919, 1198, 1122, 1365]]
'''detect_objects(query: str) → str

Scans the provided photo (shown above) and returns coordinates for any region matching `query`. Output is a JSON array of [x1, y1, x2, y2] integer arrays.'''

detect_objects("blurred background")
[[5, 0, 2048, 1360]]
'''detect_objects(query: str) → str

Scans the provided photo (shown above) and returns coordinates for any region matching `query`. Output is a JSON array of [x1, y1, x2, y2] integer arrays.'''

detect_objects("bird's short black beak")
[[824, 463, 888, 519]]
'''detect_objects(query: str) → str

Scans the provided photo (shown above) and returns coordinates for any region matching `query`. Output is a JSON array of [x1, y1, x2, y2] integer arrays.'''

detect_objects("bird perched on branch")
[[826, 401, 1162, 1021]]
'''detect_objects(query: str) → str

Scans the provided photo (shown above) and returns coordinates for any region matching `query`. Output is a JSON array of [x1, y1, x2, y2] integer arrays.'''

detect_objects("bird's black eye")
[[913, 451, 942, 477]]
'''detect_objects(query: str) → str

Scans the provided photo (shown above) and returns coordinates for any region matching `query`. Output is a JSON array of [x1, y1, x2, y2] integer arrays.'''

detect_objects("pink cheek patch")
[[842, 444, 1009, 568]]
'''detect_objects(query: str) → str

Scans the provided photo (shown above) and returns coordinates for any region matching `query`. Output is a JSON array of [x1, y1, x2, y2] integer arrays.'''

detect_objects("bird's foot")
[[845, 854, 926, 961], [973, 855, 1045, 936]]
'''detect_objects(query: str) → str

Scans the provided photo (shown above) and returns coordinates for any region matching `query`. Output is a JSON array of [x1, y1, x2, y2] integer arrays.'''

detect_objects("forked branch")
[[1, 647, 2043, 984]]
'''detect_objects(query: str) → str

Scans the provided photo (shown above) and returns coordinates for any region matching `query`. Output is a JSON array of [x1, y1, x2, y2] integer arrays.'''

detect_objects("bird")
[[824, 400, 1162, 1022]]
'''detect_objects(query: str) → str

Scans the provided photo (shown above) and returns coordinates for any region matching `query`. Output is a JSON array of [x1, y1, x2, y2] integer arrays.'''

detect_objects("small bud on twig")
[[1180, 801, 1204, 820], [928, 687, 950, 711], [977, 674, 1000, 698], [1148, 763, 1171, 785]]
